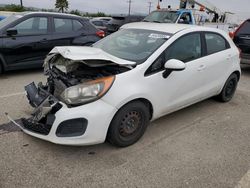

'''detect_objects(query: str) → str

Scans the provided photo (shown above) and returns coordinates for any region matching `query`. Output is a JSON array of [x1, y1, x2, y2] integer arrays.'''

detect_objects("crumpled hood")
[[44, 46, 136, 67]]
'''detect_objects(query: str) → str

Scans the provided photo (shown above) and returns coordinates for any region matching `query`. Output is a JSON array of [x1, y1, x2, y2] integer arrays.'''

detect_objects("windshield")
[[0, 14, 23, 29], [93, 29, 171, 64], [144, 11, 179, 23]]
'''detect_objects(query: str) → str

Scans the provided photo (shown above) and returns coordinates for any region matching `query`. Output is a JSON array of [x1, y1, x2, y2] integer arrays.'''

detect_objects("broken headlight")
[[60, 76, 115, 106]]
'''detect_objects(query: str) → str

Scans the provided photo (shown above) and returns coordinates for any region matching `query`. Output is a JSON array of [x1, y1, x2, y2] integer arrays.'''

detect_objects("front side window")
[[145, 33, 201, 75], [165, 33, 201, 63], [205, 33, 228, 55], [94, 29, 171, 64], [14, 17, 48, 35], [179, 13, 192, 23], [54, 18, 73, 33]]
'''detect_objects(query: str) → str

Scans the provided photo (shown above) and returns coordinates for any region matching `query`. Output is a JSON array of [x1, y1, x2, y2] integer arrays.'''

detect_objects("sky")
[[0, 0, 249, 18]]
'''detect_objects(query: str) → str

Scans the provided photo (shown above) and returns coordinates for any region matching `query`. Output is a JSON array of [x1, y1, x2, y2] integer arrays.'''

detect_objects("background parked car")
[[0, 16, 6, 21], [0, 12, 104, 73], [93, 17, 112, 22], [107, 15, 145, 34], [90, 18, 108, 34], [232, 19, 250, 64]]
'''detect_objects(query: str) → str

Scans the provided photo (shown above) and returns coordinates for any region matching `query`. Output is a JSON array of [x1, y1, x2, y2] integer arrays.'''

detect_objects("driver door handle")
[[197, 65, 206, 71]]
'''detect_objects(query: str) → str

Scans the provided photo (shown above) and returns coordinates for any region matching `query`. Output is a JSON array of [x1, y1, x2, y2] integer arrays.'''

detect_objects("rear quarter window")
[[205, 33, 229, 55]]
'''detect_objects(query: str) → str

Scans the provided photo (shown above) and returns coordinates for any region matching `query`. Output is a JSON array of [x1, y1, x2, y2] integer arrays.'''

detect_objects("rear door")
[[199, 32, 232, 96], [50, 17, 97, 46], [2, 16, 51, 68], [50, 17, 79, 46], [234, 20, 250, 57]]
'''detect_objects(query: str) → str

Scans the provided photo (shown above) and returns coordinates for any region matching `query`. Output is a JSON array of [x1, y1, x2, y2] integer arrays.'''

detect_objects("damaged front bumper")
[[7, 82, 117, 146]]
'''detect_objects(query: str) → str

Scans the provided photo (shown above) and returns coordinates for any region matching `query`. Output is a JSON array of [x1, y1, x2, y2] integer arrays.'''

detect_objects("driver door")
[[145, 33, 208, 116], [2, 16, 51, 68]]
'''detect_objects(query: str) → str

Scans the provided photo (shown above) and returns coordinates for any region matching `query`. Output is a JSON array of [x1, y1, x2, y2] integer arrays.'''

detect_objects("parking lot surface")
[[0, 66, 250, 188]]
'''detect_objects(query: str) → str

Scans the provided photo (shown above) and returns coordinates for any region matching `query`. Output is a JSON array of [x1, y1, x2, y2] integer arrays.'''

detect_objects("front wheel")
[[107, 101, 150, 147], [217, 73, 238, 102]]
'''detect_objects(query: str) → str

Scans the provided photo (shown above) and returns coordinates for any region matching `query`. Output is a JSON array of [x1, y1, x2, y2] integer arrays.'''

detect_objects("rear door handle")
[[227, 54, 232, 60], [197, 65, 206, 71], [39, 38, 48, 43]]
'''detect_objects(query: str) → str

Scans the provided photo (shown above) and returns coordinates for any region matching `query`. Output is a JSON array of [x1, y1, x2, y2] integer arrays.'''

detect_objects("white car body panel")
[[45, 46, 136, 66], [16, 23, 241, 145]]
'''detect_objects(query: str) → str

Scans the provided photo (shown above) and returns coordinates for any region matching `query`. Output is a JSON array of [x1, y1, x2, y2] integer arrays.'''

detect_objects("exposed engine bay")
[[25, 51, 134, 110], [44, 55, 132, 99]]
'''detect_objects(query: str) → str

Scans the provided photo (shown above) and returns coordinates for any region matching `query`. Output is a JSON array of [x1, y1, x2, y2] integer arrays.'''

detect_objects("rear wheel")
[[0, 61, 3, 74], [217, 73, 238, 102], [107, 101, 150, 147]]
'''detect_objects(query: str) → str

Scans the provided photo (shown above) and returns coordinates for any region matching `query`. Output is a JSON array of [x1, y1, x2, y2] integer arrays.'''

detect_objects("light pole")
[[148, 1, 153, 14], [127, 0, 132, 16], [20, 0, 23, 7]]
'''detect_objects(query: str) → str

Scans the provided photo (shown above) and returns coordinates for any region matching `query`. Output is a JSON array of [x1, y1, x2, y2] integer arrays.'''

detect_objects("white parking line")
[[235, 169, 250, 188], [0, 92, 25, 99]]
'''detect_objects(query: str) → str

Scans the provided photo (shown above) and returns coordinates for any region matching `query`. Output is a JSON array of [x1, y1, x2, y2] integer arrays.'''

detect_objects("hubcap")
[[119, 111, 142, 137]]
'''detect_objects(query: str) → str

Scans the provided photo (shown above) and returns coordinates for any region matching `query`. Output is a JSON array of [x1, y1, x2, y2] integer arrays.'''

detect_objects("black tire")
[[0, 64, 2, 74], [107, 101, 150, 147], [217, 73, 238, 102]]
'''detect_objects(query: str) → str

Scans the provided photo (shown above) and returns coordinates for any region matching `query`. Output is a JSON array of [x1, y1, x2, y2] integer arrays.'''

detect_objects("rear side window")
[[14, 17, 48, 35], [236, 20, 250, 35], [73, 20, 83, 31], [165, 33, 202, 62], [54, 18, 73, 33], [205, 33, 228, 55]]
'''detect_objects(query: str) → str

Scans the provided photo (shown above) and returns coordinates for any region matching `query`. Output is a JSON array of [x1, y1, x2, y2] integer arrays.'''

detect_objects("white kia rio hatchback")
[[9, 23, 241, 147]]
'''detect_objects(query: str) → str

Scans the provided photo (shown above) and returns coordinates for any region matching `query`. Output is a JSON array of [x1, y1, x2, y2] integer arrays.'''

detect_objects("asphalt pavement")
[[0, 66, 250, 188]]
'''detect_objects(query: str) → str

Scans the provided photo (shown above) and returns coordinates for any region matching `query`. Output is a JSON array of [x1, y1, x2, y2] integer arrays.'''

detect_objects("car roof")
[[152, 9, 192, 13], [121, 22, 227, 36], [121, 22, 195, 34], [15, 11, 84, 19]]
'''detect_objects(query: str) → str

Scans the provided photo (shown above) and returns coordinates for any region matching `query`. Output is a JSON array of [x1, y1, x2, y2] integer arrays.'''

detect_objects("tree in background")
[[55, 0, 69, 13], [0, 4, 25, 12]]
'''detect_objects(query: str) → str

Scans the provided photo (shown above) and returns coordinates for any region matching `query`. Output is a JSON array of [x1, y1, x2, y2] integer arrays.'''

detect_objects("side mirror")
[[6, 28, 18, 36], [162, 59, 186, 79], [178, 18, 184, 23], [178, 18, 189, 24], [164, 59, 186, 70]]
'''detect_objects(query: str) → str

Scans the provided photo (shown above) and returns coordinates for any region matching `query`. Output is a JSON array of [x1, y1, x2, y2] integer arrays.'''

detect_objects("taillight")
[[96, 30, 105, 38], [229, 31, 234, 39]]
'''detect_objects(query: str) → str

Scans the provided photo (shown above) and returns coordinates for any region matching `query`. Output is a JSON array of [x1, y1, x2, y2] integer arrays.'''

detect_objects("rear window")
[[236, 20, 250, 35]]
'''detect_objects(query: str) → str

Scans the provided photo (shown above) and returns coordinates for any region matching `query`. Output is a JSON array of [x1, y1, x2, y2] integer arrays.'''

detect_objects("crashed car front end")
[[11, 46, 135, 145]]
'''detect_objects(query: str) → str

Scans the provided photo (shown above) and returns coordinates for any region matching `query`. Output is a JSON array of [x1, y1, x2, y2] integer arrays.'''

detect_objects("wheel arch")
[[233, 70, 241, 81], [115, 98, 154, 121]]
